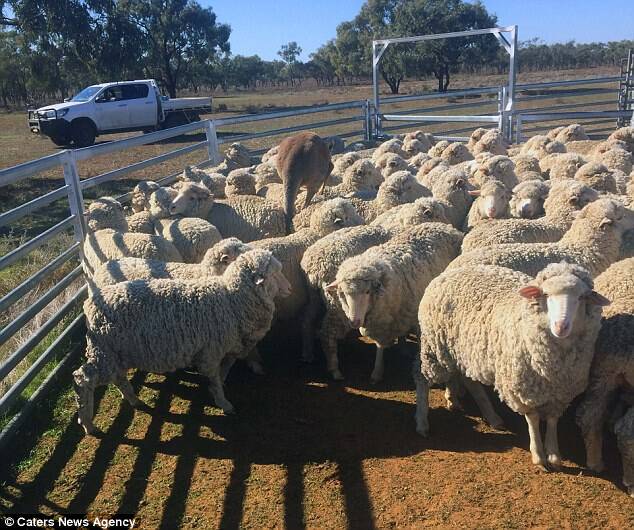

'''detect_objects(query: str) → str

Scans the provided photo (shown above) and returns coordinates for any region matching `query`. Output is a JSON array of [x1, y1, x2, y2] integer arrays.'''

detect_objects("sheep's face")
[[326, 278, 377, 329], [204, 238, 251, 275], [311, 199, 363, 236], [402, 200, 448, 226], [263, 260, 291, 299], [576, 199, 626, 234], [169, 183, 212, 217], [511, 195, 544, 219], [519, 271, 609, 339], [470, 182, 510, 219], [346, 160, 383, 190], [383, 172, 426, 203]]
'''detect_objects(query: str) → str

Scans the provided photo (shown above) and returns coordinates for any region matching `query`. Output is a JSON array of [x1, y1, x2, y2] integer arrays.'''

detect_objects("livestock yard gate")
[[1, 26, 634, 453]]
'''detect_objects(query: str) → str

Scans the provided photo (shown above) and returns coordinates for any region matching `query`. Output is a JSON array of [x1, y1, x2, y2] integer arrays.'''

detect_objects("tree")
[[123, 0, 230, 97], [278, 41, 302, 86]]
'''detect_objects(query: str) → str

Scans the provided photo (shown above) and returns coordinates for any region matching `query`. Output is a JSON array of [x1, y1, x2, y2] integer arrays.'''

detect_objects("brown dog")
[[276, 132, 333, 233]]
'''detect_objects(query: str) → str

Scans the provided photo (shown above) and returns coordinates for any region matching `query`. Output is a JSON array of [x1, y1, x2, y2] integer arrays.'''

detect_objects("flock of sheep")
[[74, 123, 634, 497]]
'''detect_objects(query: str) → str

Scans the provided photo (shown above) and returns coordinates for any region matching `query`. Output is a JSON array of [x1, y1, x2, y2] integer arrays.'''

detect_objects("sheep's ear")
[[254, 275, 265, 285], [468, 189, 481, 197], [324, 280, 339, 293], [333, 217, 343, 225], [518, 285, 542, 299], [586, 290, 611, 306], [220, 254, 230, 264], [599, 217, 613, 228]]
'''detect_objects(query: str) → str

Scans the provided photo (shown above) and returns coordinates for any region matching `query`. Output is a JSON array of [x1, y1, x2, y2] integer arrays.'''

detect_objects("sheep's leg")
[[444, 378, 465, 411], [412, 357, 430, 437], [200, 358, 235, 414], [321, 312, 343, 380], [577, 385, 617, 473], [545, 415, 562, 469], [300, 290, 321, 362], [460, 376, 504, 429], [370, 345, 385, 383], [245, 347, 265, 375], [220, 356, 237, 382], [73, 365, 98, 435], [113, 372, 142, 408], [525, 412, 548, 471]]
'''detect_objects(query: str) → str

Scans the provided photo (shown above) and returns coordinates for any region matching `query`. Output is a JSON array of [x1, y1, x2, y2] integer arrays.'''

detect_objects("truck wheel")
[[50, 135, 71, 147], [71, 120, 96, 147], [161, 113, 188, 130]]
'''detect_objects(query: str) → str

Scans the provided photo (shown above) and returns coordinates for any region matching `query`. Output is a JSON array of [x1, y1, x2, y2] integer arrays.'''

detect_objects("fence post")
[[204, 120, 221, 165], [62, 150, 86, 250], [515, 115, 523, 144], [363, 100, 373, 141]]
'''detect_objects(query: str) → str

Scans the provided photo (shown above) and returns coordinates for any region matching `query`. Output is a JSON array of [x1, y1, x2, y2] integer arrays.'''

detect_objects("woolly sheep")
[[472, 129, 507, 156], [471, 155, 518, 190], [467, 128, 489, 150], [450, 198, 627, 277], [208, 142, 254, 175], [416, 261, 609, 470], [86, 197, 128, 233], [82, 228, 183, 277], [574, 161, 618, 193], [326, 158, 383, 198], [465, 179, 511, 230], [403, 138, 429, 158], [440, 142, 474, 166], [130, 181, 160, 213], [428, 140, 450, 158], [252, 198, 363, 329], [126, 187, 179, 234], [575, 257, 634, 492], [509, 179, 550, 219], [461, 180, 598, 251], [554, 123, 589, 143], [372, 138, 407, 161], [349, 170, 431, 224], [597, 147, 633, 174], [546, 126, 566, 141], [615, 408, 634, 498], [416, 158, 449, 188], [153, 217, 222, 264], [93, 237, 253, 288], [541, 152, 587, 180], [209, 196, 287, 242], [371, 197, 449, 231], [254, 162, 281, 192], [403, 130, 434, 151], [375, 152, 412, 178], [226, 168, 257, 196], [74, 249, 290, 434], [521, 135, 566, 160], [331, 152, 361, 181], [429, 167, 474, 230], [325, 223, 463, 381], [261, 145, 279, 164], [511, 153, 542, 179], [180, 166, 227, 199], [608, 126, 634, 152], [407, 152, 431, 168]]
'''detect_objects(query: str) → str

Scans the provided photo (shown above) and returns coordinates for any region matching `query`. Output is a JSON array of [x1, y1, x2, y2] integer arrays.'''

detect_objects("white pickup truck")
[[28, 79, 212, 147]]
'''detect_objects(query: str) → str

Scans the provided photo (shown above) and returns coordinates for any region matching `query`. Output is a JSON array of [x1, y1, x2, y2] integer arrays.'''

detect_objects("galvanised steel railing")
[[0, 76, 631, 449]]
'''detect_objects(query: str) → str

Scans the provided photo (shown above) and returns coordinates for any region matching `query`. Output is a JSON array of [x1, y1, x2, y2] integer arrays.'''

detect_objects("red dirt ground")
[[1, 328, 633, 529]]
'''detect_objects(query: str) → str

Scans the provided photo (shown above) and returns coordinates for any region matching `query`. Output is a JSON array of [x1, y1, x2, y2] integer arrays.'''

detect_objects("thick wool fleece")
[[465, 179, 511, 230], [371, 139, 407, 161], [207, 195, 286, 242], [511, 154, 541, 178], [130, 181, 160, 213], [440, 142, 473, 165], [324, 159, 383, 198], [419, 262, 603, 418], [471, 155, 518, 190], [334, 223, 462, 346], [541, 153, 587, 180], [574, 162, 618, 193], [429, 168, 474, 230], [450, 199, 624, 276], [461, 180, 597, 251], [252, 198, 363, 320], [509, 179, 550, 219], [153, 217, 222, 264], [348, 171, 431, 223], [371, 197, 449, 231], [226, 168, 257, 196], [82, 229, 183, 277], [576, 258, 634, 470], [86, 197, 128, 232], [78, 250, 282, 417], [453, 198, 624, 275]]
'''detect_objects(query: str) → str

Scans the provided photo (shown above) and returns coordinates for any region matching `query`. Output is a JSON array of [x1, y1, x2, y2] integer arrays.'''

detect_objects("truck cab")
[[28, 79, 211, 147]]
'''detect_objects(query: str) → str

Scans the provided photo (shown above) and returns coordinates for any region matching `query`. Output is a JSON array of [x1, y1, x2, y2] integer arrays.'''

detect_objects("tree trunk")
[[442, 64, 450, 92]]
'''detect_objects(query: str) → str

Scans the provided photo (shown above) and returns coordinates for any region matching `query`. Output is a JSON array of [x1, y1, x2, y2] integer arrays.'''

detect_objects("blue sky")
[[204, 0, 634, 61]]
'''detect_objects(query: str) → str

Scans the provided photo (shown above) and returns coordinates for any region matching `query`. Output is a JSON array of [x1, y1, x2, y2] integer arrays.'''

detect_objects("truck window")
[[122, 84, 150, 100], [96, 86, 124, 103]]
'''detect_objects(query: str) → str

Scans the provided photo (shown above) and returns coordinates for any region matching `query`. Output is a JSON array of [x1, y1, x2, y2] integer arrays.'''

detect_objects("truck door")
[[124, 83, 157, 128], [94, 86, 129, 130]]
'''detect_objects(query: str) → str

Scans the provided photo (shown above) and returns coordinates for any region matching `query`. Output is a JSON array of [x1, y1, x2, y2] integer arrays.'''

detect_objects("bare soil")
[[0, 329, 632, 529]]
